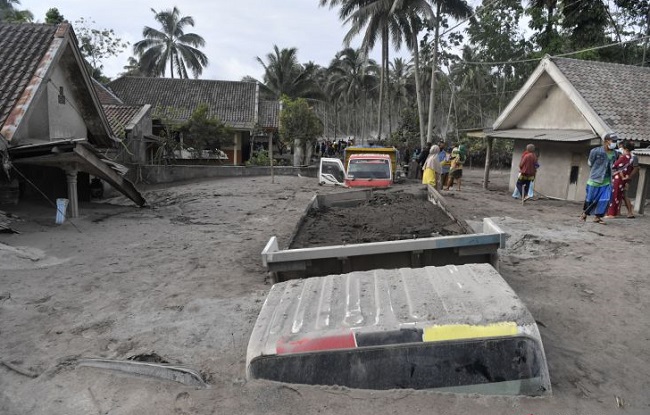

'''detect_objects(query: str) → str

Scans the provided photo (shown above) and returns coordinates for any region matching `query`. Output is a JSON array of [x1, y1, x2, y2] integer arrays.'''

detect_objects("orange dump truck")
[[318, 146, 400, 188]]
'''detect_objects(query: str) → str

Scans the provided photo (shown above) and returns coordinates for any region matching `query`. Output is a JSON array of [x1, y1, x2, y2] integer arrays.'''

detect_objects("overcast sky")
[[24, 0, 435, 82]]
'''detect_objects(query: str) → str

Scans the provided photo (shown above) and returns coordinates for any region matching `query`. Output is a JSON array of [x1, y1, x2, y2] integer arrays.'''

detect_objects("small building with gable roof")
[[0, 22, 145, 215], [488, 56, 650, 212]]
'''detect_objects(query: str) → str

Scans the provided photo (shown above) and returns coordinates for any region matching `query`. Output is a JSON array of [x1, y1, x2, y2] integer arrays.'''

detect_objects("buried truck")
[[248, 186, 551, 396], [319, 146, 400, 188]]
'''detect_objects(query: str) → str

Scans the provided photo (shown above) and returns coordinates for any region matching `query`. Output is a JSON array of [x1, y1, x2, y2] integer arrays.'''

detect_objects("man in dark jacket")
[[416, 144, 431, 179]]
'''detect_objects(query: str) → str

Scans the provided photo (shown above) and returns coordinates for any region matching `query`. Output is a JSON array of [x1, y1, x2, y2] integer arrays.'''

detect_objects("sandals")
[[579, 213, 587, 222], [593, 217, 606, 225]]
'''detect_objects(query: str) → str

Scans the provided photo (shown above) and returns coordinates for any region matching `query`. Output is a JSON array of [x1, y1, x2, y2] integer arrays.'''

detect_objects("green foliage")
[[179, 104, 233, 156], [45, 7, 65, 24], [387, 105, 422, 150], [75, 17, 128, 76], [0, 0, 32, 22], [279, 97, 324, 147], [255, 45, 323, 100], [446, 135, 513, 169], [152, 135, 181, 165], [119, 56, 148, 77], [149, 106, 180, 164], [246, 150, 270, 166], [134, 7, 208, 79]]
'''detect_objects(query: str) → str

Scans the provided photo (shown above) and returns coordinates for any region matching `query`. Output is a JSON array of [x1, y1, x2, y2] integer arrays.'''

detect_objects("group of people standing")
[[421, 141, 467, 191], [581, 133, 639, 224], [318, 138, 353, 158], [515, 134, 639, 223]]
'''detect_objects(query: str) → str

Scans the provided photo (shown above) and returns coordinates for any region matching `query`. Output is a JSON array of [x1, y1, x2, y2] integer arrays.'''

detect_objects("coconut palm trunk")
[[376, 26, 388, 140], [411, 20, 426, 147], [426, 3, 441, 144]]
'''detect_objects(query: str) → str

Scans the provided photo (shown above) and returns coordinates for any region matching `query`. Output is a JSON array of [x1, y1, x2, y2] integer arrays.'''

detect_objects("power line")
[[458, 35, 650, 66]]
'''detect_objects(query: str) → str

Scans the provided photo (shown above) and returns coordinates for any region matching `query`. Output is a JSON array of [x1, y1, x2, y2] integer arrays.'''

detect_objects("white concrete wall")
[[124, 109, 152, 164], [23, 91, 49, 140], [46, 63, 87, 140], [509, 141, 593, 201], [518, 85, 591, 130]]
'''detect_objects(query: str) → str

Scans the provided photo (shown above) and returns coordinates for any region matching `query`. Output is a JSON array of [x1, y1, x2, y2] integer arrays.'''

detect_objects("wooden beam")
[[483, 137, 493, 190], [634, 166, 647, 215], [73, 144, 145, 206]]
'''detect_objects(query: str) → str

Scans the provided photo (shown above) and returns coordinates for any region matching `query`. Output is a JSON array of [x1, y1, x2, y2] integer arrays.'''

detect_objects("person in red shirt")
[[517, 144, 538, 204]]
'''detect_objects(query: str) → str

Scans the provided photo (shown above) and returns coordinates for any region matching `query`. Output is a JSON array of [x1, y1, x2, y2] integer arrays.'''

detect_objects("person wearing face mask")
[[580, 133, 618, 224], [605, 140, 636, 218]]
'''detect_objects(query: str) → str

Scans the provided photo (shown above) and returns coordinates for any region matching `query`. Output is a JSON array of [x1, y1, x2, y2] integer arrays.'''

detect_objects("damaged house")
[[0, 23, 145, 216]]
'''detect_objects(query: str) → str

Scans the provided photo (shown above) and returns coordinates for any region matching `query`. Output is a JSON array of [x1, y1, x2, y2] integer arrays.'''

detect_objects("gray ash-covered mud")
[[290, 188, 463, 248]]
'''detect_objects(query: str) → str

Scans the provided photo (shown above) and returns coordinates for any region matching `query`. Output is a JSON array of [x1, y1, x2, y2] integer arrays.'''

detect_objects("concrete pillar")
[[234, 133, 239, 166], [483, 136, 493, 190], [634, 166, 647, 215], [65, 169, 79, 218], [268, 132, 275, 184]]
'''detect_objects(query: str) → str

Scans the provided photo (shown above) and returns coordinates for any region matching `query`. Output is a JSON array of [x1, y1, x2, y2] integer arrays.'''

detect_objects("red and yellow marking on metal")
[[276, 322, 519, 355]]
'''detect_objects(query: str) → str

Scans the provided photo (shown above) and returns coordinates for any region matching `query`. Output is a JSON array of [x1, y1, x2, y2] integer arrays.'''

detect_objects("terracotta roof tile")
[[102, 105, 145, 139], [93, 78, 123, 105], [0, 23, 57, 131], [258, 100, 280, 129], [107, 77, 259, 129], [551, 57, 650, 142]]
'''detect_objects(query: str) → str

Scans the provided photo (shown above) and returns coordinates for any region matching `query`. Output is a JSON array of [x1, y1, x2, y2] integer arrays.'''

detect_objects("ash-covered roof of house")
[[103, 105, 145, 139], [0, 23, 58, 131], [92, 78, 123, 105], [258, 100, 280, 129], [107, 77, 259, 129], [551, 57, 650, 142]]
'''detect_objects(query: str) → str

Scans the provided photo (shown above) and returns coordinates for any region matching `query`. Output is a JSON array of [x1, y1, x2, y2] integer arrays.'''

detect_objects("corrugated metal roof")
[[488, 128, 596, 142], [248, 263, 539, 360]]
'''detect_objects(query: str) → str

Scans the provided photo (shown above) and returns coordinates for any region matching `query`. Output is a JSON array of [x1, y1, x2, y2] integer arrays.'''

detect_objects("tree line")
[[2, 1, 648, 161]]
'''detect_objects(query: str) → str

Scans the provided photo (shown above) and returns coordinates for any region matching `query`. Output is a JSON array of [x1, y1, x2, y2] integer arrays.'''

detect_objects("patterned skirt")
[[583, 183, 612, 216]]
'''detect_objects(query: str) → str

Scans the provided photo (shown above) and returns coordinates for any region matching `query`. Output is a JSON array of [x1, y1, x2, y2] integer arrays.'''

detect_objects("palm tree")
[[450, 46, 491, 128], [0, 0, 32, 22], [328, 48, 378, 141], [119, 56, 148, 77], [321, 0, 435, 142], [321, 0, 404, 140], [133, 7, 208, 79], [389, 57, 412, 130], [425, 0, 472, 144], [255, 45, 322, 99], [393, 1, 434, 146]]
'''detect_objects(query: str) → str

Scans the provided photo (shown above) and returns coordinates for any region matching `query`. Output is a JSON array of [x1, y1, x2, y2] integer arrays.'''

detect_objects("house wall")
[[223, 131, 251, 165], [509, 140, 593, 201], [46, 63, 87, 140], [125, 110, 153, 164], [23, 92, 50, 139], [518, 85, 591, 130], [15, 63, 86, 143]]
